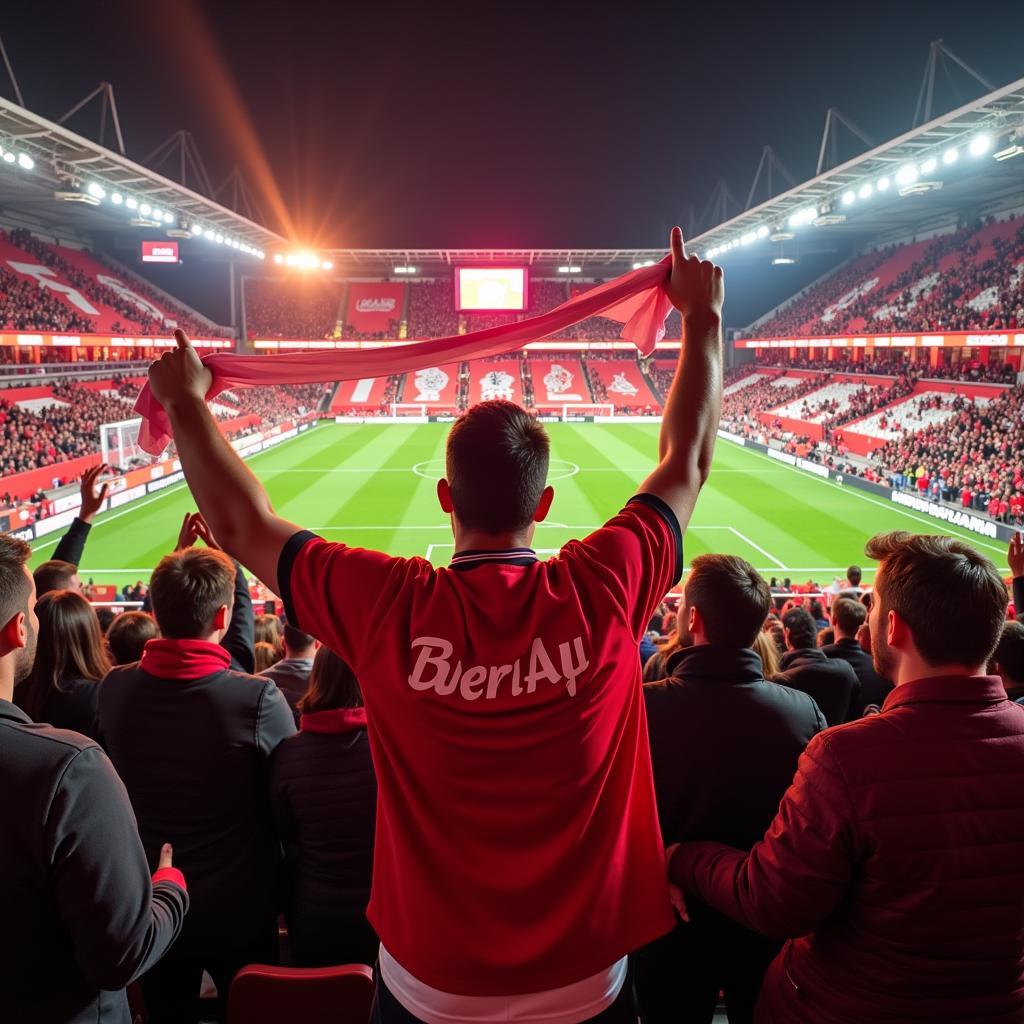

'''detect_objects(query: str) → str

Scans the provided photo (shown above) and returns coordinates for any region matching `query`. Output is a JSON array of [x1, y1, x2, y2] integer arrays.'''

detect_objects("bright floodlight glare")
[[919, 157, 937, 174], [111, 192, 123, 204], [163, 212, 174, 224], [203, 228, 215, 239], [322, 260, 334, 270], [858, 183, 873, 199], [192, 224, 203, 236], [87, 182, 106, 199], [772, 256, 796, 265], [841, 190, 856, 206], [258, 251, 265, 260], [139, 203, 152, 215], [756, 225, 770, 238], [17, 153, 33, 170], [741, 232, 755, 245], [285, 254, 296, 266], [969, 133, 991, 156], [150, 209, 163, 221], [214, 234, 224, 243], [273, 253, 284, 264], [943, 147, 959, 165], [2, 152, 15, 164], [877, 176, 890, 191], [895, 164, 919, 186], [126, 196, 138, 209]]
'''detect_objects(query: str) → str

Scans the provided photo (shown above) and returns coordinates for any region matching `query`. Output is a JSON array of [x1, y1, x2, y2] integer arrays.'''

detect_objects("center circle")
[[412, 458, 579, 482]]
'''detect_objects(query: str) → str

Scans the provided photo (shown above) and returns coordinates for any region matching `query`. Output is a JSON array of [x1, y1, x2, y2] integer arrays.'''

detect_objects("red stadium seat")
[[227, 964, 374, 1024]]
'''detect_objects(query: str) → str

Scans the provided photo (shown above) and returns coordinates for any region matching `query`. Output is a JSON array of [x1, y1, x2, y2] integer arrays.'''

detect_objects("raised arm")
[[52, 463, 109, 566], [639, 227, 724, 530], [147, 331, 300, 593]]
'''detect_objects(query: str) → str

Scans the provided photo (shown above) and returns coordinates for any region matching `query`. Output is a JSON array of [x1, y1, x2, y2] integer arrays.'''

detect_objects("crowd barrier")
[[716, 429, 1015, 543]]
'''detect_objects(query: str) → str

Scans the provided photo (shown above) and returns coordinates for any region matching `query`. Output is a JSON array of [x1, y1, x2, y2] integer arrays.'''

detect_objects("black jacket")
[[98, 659, 294, 953], [52, 515, 90, 566], [270, 721, 378, 965], [821, 637, 893, 714], [774, 646, 861, 726], [644, 646, 827, 849], [39, 674, 101, 740], [0, 700, 187, 1023]]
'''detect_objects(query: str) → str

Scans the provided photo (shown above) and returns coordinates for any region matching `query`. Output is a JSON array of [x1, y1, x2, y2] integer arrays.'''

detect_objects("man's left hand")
[[79, 462, 109, 523], [149, 329, 213, 411]]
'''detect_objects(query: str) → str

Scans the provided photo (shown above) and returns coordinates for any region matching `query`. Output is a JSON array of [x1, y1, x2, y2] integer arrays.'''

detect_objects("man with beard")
[[636, 555, 825, 1023], [667, 532, 1024, 1024], [0, 533, 188, 1023]]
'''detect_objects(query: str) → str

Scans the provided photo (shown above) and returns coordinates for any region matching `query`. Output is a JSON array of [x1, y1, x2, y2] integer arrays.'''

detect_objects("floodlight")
[[214, 234, 224, 243], [322, 260, 334, 270], [756, 225, 769, 238], [943, 147, 958, 165], [203, 229, 215, 239], [841, 191, 856, 206], [919, 157, 937, 174], [87, 182, 106, 199], [969, 133, 991, 156], [2, 151, 15, 164], [258, 252, 265, 259], [126, 197, 138, 209], [895, 164, 919, 186], [163, 212, 174, 224], [858, 183, 873, 199], [876, 176, 890, 191], [741, 232, 756, 245], [559, 265, 582, 273], [111, 192, 123, 204], [150, 209, 164, 222], [772, 256, 796, 265], [274, 254, 284, 264], [17, 153, 33, 170]]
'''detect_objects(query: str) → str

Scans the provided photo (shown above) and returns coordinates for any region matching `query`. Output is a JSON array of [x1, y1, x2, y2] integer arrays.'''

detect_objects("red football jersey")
[[280, 494, 680, 995]]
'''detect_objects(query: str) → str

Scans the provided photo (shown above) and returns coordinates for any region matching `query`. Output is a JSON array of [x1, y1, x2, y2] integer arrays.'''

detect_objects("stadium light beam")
[[943, 147, 959, 165], [895, 164, 919, 186], [876, 176, 890, 191], [111, 192, 123, 204], [756, 225, 770, 239], [858, 183, 873, 200], [919, 157, 938, 175], [841, 190, 856, 206], [126, 197, 138, 209], [87, 183, 106, 199], [969, 133, 992, 156], [16, 153, 33, 170]]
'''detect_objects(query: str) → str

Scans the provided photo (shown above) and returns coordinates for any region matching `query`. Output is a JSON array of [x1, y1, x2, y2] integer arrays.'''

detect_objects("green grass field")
[[28, 422, 1013, 588]]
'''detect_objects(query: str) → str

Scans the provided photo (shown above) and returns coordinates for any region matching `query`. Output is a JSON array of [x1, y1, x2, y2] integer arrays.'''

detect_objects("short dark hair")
[[96, 607, 116, 634], [284, 623, 315, 653], [847, 564, 863, 586], [808, 599, 824, 621], [150, 548, 236, 639], [782, 608, 818, 650], [33, 559, 78, 597], [994, 621, 1024, 688], [832, 597, 867, 637], [446, 400, 549, 533], [865, 531, 1007, 667], [0, 533, 32, 627], [298, 647, 364, 714], [106, 610, 159, 664], [684, 554, 771, 648]]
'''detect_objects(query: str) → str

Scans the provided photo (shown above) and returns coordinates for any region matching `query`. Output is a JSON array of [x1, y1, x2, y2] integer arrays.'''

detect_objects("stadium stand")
[[751, 213, 1024, 337], [406, 279, 459, 338], [245, 278, 343, 339]]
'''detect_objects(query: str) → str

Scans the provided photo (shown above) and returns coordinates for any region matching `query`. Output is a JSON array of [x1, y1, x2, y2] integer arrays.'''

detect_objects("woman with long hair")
[[643, 628, 686, 682], [270, 647, 378, 966], [19, 590, 110, 739], [254, 614, 284, 659], [752, 628, 781, 678]]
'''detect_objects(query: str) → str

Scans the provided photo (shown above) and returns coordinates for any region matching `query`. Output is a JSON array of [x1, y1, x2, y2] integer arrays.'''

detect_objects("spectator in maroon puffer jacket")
[[669, 530, 1024, 1024]]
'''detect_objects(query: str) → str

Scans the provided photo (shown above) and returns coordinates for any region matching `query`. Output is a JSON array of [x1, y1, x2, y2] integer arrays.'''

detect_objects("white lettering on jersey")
[[408, 635, 590, 699]]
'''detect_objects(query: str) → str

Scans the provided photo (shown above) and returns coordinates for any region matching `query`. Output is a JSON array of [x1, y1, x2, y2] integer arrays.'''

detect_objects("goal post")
[[390, 402, 430, 419], [100, 417, 150, 470], [561, 403, 616, 420]]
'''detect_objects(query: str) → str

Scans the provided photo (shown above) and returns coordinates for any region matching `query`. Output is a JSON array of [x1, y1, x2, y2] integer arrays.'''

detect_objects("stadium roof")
[[687, 74, 1024, 267], [1, 74, 1022, 279], [0, 95, 284, 254]]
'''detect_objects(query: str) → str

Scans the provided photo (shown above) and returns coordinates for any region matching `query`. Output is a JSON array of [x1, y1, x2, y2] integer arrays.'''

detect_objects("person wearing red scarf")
[[98, 546, 295, 1024]]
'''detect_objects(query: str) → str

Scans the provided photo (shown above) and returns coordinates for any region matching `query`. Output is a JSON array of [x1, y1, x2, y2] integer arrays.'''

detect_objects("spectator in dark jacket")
[[260, 622, 318, 722], [993, 620, 1024, 701], [822, 596, 893, 713], [34, 462, 110, 597], [106, 610, 159, 665], [270, 646, 378, 966], [670, 531, 1024, 1024], [98, 547, 295, 1023], [636, 555, 825, 1024], [774, 607, 860, 725], [0, 532, 188, 1024], [17, 589, 110, 739]]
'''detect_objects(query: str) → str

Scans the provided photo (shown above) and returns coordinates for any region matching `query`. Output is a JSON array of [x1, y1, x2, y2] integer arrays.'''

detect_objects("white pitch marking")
[[727, 526, 788, 569]]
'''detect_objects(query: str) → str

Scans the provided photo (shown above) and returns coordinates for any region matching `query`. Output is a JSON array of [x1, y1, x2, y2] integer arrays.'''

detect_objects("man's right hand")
[[149, 329, 213, 412], [666, 227, 724, 320], [1010, 532, 1024, 579], [78, 462, 109, 523], [157, 843, 174, 870]]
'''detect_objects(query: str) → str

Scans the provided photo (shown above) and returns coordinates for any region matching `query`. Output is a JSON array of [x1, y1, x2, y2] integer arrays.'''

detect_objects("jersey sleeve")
[[560, 494, 683, 641], [277, 531, 417, 669]]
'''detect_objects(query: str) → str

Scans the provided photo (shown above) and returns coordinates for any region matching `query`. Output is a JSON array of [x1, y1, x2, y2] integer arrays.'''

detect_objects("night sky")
[[3, 0, 1023, 251]]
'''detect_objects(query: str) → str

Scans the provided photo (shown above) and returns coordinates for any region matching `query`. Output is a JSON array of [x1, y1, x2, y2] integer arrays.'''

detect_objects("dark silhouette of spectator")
[[106, 610, 159, 666], [822, 597, 893, 713]]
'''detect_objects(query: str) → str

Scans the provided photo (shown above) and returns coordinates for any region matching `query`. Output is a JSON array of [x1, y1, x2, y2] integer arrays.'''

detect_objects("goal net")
[[561, 403, 616, 420], [390, 402, 430, 419], [101, 418, 151, 470]]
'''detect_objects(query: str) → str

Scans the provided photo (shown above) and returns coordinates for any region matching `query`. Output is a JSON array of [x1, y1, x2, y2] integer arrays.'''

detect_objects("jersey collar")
[[450, 548, 539, 571]]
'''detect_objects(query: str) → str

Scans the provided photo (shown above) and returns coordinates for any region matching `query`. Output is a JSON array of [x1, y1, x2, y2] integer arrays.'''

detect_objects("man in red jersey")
[[149, 227, 723, 1024]]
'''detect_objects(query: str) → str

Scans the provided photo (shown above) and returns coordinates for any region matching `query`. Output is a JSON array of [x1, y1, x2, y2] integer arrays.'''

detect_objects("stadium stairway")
[[640, 358, 667, 405], [578, 355, 600, 404]]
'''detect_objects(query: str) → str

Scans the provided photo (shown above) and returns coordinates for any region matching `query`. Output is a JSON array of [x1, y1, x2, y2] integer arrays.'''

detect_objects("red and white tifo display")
[[455, 267, 528, 311]]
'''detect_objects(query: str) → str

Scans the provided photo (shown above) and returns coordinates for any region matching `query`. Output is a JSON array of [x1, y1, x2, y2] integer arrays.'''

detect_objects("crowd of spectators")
[[406, 280, 459, 338], [0, 264, 94, 333], [751, 214, 1024, 338], [245, 278, 342, 339], [754, 351, 1018, 384]]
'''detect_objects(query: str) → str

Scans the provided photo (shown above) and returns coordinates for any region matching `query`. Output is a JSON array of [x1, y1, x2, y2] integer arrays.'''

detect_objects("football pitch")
[[28, 422, 1013, 588]]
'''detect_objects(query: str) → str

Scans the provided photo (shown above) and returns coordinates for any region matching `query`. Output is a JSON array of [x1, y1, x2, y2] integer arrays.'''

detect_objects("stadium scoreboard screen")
[[141, 241, 180, 264], [455, 266, 528, 312]]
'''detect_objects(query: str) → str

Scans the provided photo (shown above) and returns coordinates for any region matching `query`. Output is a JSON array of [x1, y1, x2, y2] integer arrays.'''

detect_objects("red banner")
[[345, 283, 405, 334]]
